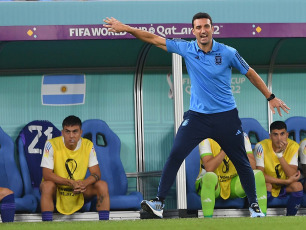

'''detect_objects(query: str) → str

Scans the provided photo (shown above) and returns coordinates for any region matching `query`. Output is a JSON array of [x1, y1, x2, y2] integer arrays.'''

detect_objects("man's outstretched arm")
[[103, 17, 167, 51]]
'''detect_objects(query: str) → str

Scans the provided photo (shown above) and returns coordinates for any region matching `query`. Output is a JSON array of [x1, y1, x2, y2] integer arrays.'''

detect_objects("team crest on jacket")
[[215, 55, 222, 65]]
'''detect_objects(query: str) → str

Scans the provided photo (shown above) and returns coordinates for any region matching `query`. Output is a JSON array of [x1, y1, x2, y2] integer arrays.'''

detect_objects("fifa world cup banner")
[[1, 23, 306, 41]]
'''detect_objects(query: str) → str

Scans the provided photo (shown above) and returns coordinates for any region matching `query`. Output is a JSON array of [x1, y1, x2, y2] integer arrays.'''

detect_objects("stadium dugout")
[[0, 0, 305, 222]]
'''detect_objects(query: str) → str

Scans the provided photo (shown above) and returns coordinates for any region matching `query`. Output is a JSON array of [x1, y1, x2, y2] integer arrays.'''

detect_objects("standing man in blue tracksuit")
[[103, 12, 289, 218]]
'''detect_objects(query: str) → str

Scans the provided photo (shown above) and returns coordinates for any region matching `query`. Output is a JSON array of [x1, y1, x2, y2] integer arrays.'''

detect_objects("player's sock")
[[98, 210, 109, 220], [254, 170, 267, 215], [201, 172, 218, 218], [286, 191, 303, 216], [0, 193, 15, 223], [42, 211, 53, 221]]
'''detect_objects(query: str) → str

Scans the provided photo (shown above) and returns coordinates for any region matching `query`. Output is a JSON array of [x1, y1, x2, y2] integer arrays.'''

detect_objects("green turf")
[[1, 217, 306, 230]]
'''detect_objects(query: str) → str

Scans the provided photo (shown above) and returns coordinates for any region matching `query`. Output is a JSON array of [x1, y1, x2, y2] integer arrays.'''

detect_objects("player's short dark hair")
[[270, 121, 287, 132], [192, 12, 213, 28], [62, 115, 82, 129]]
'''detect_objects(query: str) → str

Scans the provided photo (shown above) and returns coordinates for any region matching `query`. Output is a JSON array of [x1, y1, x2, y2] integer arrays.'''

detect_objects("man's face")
[[192, 18, 214, 46], [62, 125, 82, 150], [270, 128, 288, 149]]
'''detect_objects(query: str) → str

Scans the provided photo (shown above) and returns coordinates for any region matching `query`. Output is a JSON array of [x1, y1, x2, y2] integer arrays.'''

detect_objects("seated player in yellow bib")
[[196, 133, 267, 218], [40, 115, 110, 221], [254, 121, 302, 216]]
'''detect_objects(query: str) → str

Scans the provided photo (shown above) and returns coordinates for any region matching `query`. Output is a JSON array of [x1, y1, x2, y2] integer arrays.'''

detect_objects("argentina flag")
[[41, 74, 86, 105]]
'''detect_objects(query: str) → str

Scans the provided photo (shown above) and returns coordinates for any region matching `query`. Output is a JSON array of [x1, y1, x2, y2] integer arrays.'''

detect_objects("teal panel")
[[127, 177, 137, 194], [141, 70, 178, 209], [142, 71, 174, 123], [271, 70, 306, 122], [143, 129, 174, 171], [233, 70, 269, 131], [142, 71, 174, 172], [0, 73, 136, 173], [1, 0, 306, 26]]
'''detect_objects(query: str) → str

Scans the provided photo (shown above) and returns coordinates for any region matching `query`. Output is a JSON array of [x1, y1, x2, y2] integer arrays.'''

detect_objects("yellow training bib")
[[50, 137, 93, 215], [260, 139, 299, 197], [208, 139, 238, 199]]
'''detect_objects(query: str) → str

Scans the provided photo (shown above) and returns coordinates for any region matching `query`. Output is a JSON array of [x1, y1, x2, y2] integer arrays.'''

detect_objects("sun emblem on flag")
[[61, 86, 67, 93]]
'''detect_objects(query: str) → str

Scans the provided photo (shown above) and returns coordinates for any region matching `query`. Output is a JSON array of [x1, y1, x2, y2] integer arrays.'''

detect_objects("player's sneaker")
[[249, 203, 265, 218], [141, 198, 165, 218]]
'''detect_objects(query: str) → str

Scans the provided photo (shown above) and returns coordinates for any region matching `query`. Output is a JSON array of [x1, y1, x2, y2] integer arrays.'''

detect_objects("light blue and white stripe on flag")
[[41, 74, 86, 105]]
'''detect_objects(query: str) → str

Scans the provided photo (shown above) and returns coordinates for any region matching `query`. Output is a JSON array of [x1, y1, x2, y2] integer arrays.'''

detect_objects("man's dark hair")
[[270, 121, 287, 132], [62, 115, 82, 129], [192, 12, 213, 28]]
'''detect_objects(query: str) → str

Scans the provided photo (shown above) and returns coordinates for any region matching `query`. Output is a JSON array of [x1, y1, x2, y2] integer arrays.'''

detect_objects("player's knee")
[[95, 180, 109, 196], [40, 181, 56, 194], [202, 172, 218, 188], [0, 188, 13, 200], [290, 181, 303, 192]]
